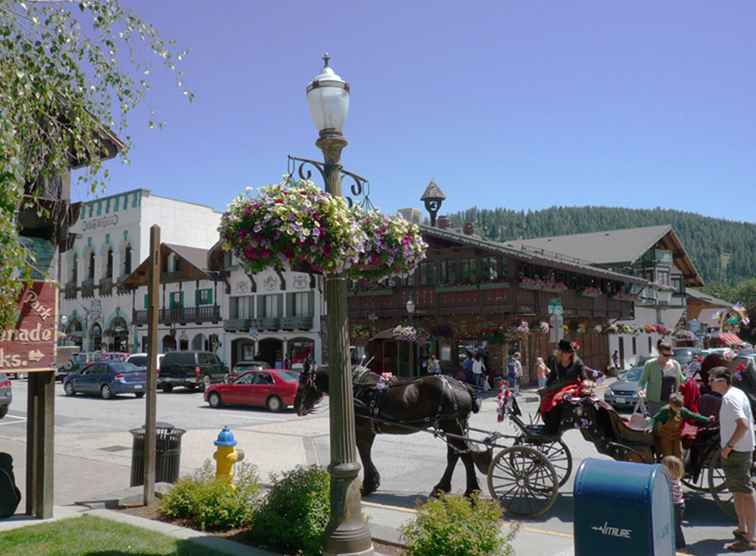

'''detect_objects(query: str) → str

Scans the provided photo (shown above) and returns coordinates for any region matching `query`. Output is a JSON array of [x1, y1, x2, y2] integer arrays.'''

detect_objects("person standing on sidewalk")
[[535, 357, 549, 389], [709, 367, 756, 552], [472, 353, 486, 393], [639, 339, 685, 416]]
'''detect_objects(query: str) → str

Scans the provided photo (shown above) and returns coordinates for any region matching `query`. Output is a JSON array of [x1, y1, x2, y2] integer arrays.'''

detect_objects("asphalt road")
[[0, 376, 741, 555]]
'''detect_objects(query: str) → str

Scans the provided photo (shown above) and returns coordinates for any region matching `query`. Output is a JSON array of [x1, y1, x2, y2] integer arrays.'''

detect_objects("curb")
[[86, 509, 278, 556]]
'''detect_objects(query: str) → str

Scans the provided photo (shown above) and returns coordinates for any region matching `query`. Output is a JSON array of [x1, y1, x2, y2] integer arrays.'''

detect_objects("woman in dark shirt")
[[541, 339, 585, 435]]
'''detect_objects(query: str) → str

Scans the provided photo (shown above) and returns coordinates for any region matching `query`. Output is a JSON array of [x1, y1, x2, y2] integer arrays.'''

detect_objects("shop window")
[[105, 249, 113, 279], [123, 245, 132, 276], [88, 252, 95, 281]]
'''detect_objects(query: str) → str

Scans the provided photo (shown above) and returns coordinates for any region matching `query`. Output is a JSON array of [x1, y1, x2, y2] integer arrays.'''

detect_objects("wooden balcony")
[[99, 277, 113, 296], [133, 305, 222, 326], [81, 279, 95, 298]]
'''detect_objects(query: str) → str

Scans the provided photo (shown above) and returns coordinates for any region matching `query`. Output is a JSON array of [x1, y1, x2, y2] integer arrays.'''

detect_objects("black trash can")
[[130, 421, 186, 487]]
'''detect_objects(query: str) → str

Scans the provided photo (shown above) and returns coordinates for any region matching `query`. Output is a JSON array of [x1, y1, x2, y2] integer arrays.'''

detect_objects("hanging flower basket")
[[512, 321, 530, 335], [220, 179, 427, 281], [220, 179, 366, 274], [674, 329, 696, 341], [656, 325, 670, 336], [594, 324, 603, 334], [576, 323, 588, 335], [519, 277, 544, 290], [643, 324, 657, 334], [604, 323, 619, 335], [538, 321, 550, 334], [349, 210, 427, 281], [351, 324, 372, 341]]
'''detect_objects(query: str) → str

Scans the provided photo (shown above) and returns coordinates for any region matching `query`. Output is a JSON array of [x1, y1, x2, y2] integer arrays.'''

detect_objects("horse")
[[294, 368, 489, 498]]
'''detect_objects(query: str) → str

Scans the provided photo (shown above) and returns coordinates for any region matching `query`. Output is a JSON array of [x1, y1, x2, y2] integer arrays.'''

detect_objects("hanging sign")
[[0, 281, 58, 372]]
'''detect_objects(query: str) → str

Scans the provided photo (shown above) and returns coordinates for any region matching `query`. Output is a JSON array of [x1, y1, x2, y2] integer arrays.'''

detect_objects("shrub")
[[401, 493, 515, 556], [249, 465, 330, 556], [159, 460, 261, 531]]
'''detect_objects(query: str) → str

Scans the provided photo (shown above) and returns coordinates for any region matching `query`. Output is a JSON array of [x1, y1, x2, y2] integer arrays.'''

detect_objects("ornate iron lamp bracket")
[[287, 155, 375, 211]]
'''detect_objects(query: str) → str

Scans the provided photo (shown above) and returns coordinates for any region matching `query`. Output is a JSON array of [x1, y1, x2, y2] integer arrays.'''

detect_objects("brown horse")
[[295, 369, 488, 498]]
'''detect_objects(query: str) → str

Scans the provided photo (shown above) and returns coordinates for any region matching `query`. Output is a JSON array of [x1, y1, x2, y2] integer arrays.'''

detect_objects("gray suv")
[[157, 351, 227, 392]]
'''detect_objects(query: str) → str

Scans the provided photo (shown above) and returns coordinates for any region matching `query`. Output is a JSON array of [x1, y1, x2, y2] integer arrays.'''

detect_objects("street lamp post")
[[305, 54, 373, 556], [406, 299, 418, 376]]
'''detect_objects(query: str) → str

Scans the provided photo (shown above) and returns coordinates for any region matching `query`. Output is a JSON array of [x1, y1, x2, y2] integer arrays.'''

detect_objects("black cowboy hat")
[[558, 339, 575, 353]]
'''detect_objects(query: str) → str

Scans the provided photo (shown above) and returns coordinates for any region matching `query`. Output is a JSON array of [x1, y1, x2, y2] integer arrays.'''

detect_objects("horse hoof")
[[430, 485, 451, 498], [464, 489, 481, 500]]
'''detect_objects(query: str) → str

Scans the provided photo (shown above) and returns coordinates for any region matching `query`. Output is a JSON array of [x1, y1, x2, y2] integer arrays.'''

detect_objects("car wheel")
[[161, 384, 174, 393], [201, 375, 211, 392], [135, 392, 145, 399], [208, 392, 222, 408], [266, 395, 283, 412], [0, 406, 7, 419], [101, 384, 113, 400], [64, 382, 75, 396]]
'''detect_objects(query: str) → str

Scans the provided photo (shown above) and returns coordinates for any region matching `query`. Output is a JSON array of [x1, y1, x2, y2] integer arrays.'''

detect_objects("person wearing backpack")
[[0, 452, 21, 519]]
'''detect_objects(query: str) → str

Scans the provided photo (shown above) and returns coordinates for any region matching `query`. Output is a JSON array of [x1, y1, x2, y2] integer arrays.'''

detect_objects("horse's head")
[[295, 368, 327, 416]]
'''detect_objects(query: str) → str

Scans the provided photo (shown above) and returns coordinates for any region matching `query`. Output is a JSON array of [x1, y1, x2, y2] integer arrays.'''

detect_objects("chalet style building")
[[348, 186, 648, 381], [507, 225, 704, 368]]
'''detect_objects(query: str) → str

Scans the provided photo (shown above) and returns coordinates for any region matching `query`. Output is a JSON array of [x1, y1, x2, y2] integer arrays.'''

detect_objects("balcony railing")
[[81, 279, 95, 298], [133, 305, 222, 326], [99, 277, 113, 296], [64, 282, 77, 299]]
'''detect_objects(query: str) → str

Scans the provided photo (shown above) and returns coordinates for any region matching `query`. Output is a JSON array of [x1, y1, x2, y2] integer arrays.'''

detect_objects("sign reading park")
[[0, 281, 58, 373]]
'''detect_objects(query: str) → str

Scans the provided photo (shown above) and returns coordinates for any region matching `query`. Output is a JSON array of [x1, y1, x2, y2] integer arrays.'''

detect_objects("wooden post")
[[25, 371, 55, 518], [144, 225, 160, 505]]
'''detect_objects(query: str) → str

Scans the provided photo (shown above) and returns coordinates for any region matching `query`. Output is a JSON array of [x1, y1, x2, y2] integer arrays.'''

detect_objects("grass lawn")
[[0, 514, 229, 556]]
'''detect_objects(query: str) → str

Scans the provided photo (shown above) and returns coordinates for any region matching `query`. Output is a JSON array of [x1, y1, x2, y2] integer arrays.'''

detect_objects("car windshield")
[[622, 368, 643, 382], [279, 371, 300, 382], [111, 362, 142, 373]]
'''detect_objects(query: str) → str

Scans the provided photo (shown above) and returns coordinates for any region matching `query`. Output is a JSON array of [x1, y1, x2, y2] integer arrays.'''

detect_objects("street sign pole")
[[143, 225, 160, 505]]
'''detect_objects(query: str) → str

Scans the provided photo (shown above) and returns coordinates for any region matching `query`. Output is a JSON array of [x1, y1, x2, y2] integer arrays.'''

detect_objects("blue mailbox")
[[574, 458, 675, 556]]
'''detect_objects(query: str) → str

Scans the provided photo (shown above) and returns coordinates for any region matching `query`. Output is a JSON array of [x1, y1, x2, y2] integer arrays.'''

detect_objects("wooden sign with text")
[[0, 281, 58, 373]]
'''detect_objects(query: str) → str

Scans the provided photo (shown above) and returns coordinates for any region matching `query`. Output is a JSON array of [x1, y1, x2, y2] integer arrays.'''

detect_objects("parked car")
[[56, 352, 89, 382], [672, 348, 702, 368], [228, 360, 267, 381], [158, 351, 227, 392], [126, 353, 164, 371], [604, 367, 643, 411], [0, 373, 12, 418], [204, 369, 299, 412], [63, 361, 146, 399]]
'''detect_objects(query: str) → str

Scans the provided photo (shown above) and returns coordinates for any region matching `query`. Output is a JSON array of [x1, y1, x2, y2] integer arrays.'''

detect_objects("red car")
[[204, 369, 299, 412]]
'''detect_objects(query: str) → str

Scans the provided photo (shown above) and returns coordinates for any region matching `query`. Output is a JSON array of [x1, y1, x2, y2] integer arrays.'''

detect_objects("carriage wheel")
[[681, 471, 709, 492], [707, 455, 756, 517], [515, 437, 573, 488], [487, 446, 559, 518]]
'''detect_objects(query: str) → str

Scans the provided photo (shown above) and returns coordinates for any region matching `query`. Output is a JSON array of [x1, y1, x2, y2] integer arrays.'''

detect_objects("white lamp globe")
[[306, 53, 350, 134]]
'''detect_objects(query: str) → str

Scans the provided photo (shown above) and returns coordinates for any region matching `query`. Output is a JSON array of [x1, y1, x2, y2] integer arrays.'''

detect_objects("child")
[[651, 393, 713, 459], [663, 455, 687, 550], [535, 357, 549, 389]]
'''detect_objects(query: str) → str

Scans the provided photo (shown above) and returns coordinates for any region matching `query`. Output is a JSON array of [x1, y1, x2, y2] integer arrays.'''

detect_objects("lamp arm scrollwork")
[[288, 155, 373, 210]]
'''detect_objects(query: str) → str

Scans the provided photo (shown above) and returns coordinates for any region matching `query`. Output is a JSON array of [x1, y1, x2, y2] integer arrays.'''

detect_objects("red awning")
[[719, 333, 743, 346]]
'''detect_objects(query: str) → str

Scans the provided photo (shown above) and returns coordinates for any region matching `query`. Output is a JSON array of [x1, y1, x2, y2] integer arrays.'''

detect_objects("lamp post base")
[[324, 463, 374, 556]]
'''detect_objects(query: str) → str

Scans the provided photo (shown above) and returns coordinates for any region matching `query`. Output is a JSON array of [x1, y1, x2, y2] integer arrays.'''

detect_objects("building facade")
[[207, 246, 325, 369], [508, 225, 704, 368], [59, 189, 221, 354]]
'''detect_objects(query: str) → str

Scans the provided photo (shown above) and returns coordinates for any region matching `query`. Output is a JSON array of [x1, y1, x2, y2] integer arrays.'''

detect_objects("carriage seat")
[[598, 402, 655, 447]]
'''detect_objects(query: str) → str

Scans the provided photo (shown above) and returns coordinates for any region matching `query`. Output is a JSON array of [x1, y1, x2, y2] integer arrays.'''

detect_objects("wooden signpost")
[[144, 225, 160, 505], [0, 280, 59, 518]]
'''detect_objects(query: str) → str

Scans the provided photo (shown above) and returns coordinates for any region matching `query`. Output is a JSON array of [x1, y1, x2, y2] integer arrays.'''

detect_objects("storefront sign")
[[82, 214, 119, 232], [0, 281, 58, 372]]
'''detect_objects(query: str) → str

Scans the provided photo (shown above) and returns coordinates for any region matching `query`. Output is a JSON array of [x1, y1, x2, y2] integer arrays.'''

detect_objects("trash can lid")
[[133, 421, 175, 433], [214, 425, 237, 447]]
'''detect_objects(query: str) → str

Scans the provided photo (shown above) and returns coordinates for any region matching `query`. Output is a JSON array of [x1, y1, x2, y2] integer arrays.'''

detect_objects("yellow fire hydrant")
[[213, 426, 245, 484]]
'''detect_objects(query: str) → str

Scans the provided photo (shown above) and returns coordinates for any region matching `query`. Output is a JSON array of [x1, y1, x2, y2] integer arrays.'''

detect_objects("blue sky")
[[76, 1, 756, 223]]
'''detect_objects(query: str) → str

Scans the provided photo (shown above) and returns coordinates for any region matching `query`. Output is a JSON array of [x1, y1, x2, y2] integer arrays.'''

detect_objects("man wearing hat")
[[540, 339, 587, 435]]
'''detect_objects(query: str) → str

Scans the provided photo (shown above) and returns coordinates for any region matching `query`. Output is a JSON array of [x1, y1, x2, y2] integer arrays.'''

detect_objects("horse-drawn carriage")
[[294, 366, 755, 519]]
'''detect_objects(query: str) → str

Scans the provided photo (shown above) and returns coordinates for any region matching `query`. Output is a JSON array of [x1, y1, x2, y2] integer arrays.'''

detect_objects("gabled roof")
[[686, 288, 732, 308], [164, 243, 209, 271], [421, 225, 647, 285], [504, 225, 704, 286], [123, 243, 210, 288]]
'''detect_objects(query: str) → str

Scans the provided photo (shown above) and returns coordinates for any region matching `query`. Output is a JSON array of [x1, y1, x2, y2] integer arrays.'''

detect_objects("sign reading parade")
[[0, 281, 58, 373]]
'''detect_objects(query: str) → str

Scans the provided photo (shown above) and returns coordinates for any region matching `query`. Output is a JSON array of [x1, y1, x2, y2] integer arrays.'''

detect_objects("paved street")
[[0, 377, 742, 554]]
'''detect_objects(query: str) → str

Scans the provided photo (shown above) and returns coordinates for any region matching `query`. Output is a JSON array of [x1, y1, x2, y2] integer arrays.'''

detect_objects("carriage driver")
[[540, 339, 587, 435]]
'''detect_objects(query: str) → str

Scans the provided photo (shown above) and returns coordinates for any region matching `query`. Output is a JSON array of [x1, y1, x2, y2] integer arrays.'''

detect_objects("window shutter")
[[195, 289, 200, 306], [144, 294, 149, 309], [308, 291, 314, 316], [208, 289, 214, 305], [287, 293, 295, 317]]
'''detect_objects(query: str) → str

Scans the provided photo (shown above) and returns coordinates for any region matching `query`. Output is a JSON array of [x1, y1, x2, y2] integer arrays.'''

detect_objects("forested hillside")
[[446, 206, 756, 285]]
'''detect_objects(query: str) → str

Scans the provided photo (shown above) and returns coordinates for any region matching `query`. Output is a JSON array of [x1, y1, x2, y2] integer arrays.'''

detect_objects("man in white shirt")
[[710, 367, 756, 551], [472, 353, 486, 393]]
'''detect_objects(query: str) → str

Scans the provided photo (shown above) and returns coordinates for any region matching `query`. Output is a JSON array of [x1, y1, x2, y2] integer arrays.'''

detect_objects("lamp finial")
[[322, 52, 331, 68]]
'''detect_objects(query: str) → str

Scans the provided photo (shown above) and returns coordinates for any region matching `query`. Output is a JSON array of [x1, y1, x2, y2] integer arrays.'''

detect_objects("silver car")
[[604, 367, 643, 410], [0, 373, 12, 419]]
